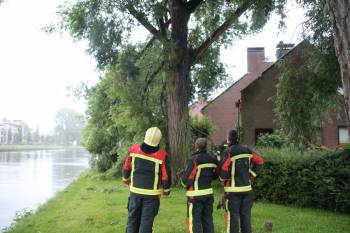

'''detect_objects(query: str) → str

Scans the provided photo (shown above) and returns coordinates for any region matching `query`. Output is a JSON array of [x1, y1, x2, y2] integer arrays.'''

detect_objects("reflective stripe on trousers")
[[226, 192, 253, 233], [186, 196, 214, 233]]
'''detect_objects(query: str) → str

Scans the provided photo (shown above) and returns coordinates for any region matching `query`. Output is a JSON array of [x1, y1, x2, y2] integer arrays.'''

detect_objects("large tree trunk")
[[328, 0, 350, 138], [166, 0, 192, 183]]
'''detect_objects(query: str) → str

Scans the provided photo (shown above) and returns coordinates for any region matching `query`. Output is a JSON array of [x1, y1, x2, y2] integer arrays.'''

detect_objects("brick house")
[[202, 47, 273, 144], [203, 42, 348, 147], [240, 42, 348, 147]]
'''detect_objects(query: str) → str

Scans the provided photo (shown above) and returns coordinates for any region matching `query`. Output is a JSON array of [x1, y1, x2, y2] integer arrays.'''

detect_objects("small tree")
[[54, 108, 85, 145], [298, 0, 350, 141], [275, 44, 341, 148]]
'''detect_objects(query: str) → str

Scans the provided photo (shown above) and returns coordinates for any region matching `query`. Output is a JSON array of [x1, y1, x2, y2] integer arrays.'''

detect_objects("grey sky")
[[0, 0, 305, 133]]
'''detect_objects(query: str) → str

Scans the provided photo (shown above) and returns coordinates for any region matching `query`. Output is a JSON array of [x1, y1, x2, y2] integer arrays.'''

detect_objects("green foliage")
[[190, 116, 215, 139], [55, 0, 290, 96], [254, 148, 350, 213], [274, 43, 341, 149], [56, 0, 292, 177], [83, 44, 168, 171], [2, 209, 33, 233], [256, 131, 289, 148]]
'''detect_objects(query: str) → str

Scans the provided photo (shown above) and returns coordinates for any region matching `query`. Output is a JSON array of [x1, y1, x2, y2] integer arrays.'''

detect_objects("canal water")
[[0, 148, 90, 231]]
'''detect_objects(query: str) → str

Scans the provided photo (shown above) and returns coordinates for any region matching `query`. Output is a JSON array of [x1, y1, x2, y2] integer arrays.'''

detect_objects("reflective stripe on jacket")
[[219, 144, 264, 193], [122, 144, 171, 196], [181, 151, 218, 197]]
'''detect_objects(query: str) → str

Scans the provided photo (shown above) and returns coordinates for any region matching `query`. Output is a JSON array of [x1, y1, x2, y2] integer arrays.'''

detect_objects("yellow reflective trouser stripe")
[[226, 199, 230, 233], [130, 186, 162, 195], [189, 203, 193, 233], [186, 188, 213, 197], [224, 185, 252, 192], [130, 153, 163, 164]]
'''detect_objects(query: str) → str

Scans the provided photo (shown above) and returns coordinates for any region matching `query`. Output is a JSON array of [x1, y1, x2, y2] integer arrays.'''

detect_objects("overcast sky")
[[0, 0, 305, 133]]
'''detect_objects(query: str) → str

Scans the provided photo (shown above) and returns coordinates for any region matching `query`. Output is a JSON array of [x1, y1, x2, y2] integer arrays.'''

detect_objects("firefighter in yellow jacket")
[[122, 127, 172, 233]]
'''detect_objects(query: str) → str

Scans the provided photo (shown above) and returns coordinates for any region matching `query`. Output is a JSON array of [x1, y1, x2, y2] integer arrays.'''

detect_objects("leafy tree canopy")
[[56, 0, 289, 177], [54, 108, 85, 145]]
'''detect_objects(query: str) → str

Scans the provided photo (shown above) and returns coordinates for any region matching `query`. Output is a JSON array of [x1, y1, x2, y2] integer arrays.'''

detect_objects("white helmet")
[[144, 127, 162, 147]]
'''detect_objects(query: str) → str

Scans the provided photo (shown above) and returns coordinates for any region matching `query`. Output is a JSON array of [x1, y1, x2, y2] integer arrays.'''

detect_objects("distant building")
[[0, 118, 31, 144], [202, 47, 273, 144]]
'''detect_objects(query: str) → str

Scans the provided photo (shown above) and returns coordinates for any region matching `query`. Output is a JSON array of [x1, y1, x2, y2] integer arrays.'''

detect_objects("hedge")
[[253, 149, 350, 213]]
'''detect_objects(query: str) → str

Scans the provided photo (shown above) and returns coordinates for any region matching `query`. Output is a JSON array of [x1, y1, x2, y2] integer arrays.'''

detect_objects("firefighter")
[[219, 130, 264, 233], [181, 138, 218, 233], [122, 127, 171, 233]]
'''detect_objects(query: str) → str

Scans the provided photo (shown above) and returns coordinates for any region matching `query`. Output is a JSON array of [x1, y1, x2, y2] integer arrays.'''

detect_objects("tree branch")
[[160, 77, 167, 117], [141, 60, 166, 104], [185, 0, 204, 13], [191, 0, 254, 65], [136, 36, 157, 60], [126, 3, 163, 41], [137, 18, 171, 60]]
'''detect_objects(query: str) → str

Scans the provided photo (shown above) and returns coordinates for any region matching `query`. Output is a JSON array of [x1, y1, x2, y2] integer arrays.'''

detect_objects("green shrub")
[[94, 154, 113, 172], [256, 131, 289, 148], [253, 148, 350, 213], [190, 116, 214, 138]]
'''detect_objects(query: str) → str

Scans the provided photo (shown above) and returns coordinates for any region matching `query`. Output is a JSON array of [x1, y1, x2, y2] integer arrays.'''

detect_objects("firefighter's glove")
[[122, 179, 130, 185]]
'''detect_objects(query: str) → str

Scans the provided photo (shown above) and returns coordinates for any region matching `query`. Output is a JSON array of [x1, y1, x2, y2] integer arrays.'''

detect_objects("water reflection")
[[0, 149, 90, 231]]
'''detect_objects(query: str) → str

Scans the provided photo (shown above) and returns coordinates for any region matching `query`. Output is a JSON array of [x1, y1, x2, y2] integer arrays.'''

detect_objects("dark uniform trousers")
[[187, 196, 214, 233], [126, 194, 160, 233], [226, 192, 254, 233]]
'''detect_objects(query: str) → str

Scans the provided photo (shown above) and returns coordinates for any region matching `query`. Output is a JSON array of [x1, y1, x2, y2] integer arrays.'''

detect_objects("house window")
[[255, 128, 273, 144], [338, 127, 349, 144]]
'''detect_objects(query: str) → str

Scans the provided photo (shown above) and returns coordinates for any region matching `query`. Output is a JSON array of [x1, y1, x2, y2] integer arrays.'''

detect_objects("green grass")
[[4, 170, 350, 233], [0, 145, 82, 152]]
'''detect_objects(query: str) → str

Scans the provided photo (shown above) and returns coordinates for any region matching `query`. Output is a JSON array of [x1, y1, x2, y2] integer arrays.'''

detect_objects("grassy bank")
[[4, 170, 350, 233], [0, 145, 83, 152]]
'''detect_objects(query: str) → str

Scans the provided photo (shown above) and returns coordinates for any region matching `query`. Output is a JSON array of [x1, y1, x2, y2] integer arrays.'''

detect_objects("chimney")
[[276, 41, 294, 59], [247, 47, 265, 73]]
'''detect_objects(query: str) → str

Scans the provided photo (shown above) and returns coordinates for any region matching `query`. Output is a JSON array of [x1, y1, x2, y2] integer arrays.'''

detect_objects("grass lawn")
[[4, 170, 350, 233]]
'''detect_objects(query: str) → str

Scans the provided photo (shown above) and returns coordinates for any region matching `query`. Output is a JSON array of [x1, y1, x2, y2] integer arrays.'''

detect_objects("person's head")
[[144, 127, 162, 147], [195, 137, 207, 152], [227, 130, 238, 144]]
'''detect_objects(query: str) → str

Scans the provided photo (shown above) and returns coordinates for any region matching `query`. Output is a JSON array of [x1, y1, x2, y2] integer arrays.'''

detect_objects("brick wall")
[[241, 43, 347, 147], [202, 48, 272, 145], [241, 67, 280, 146]]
